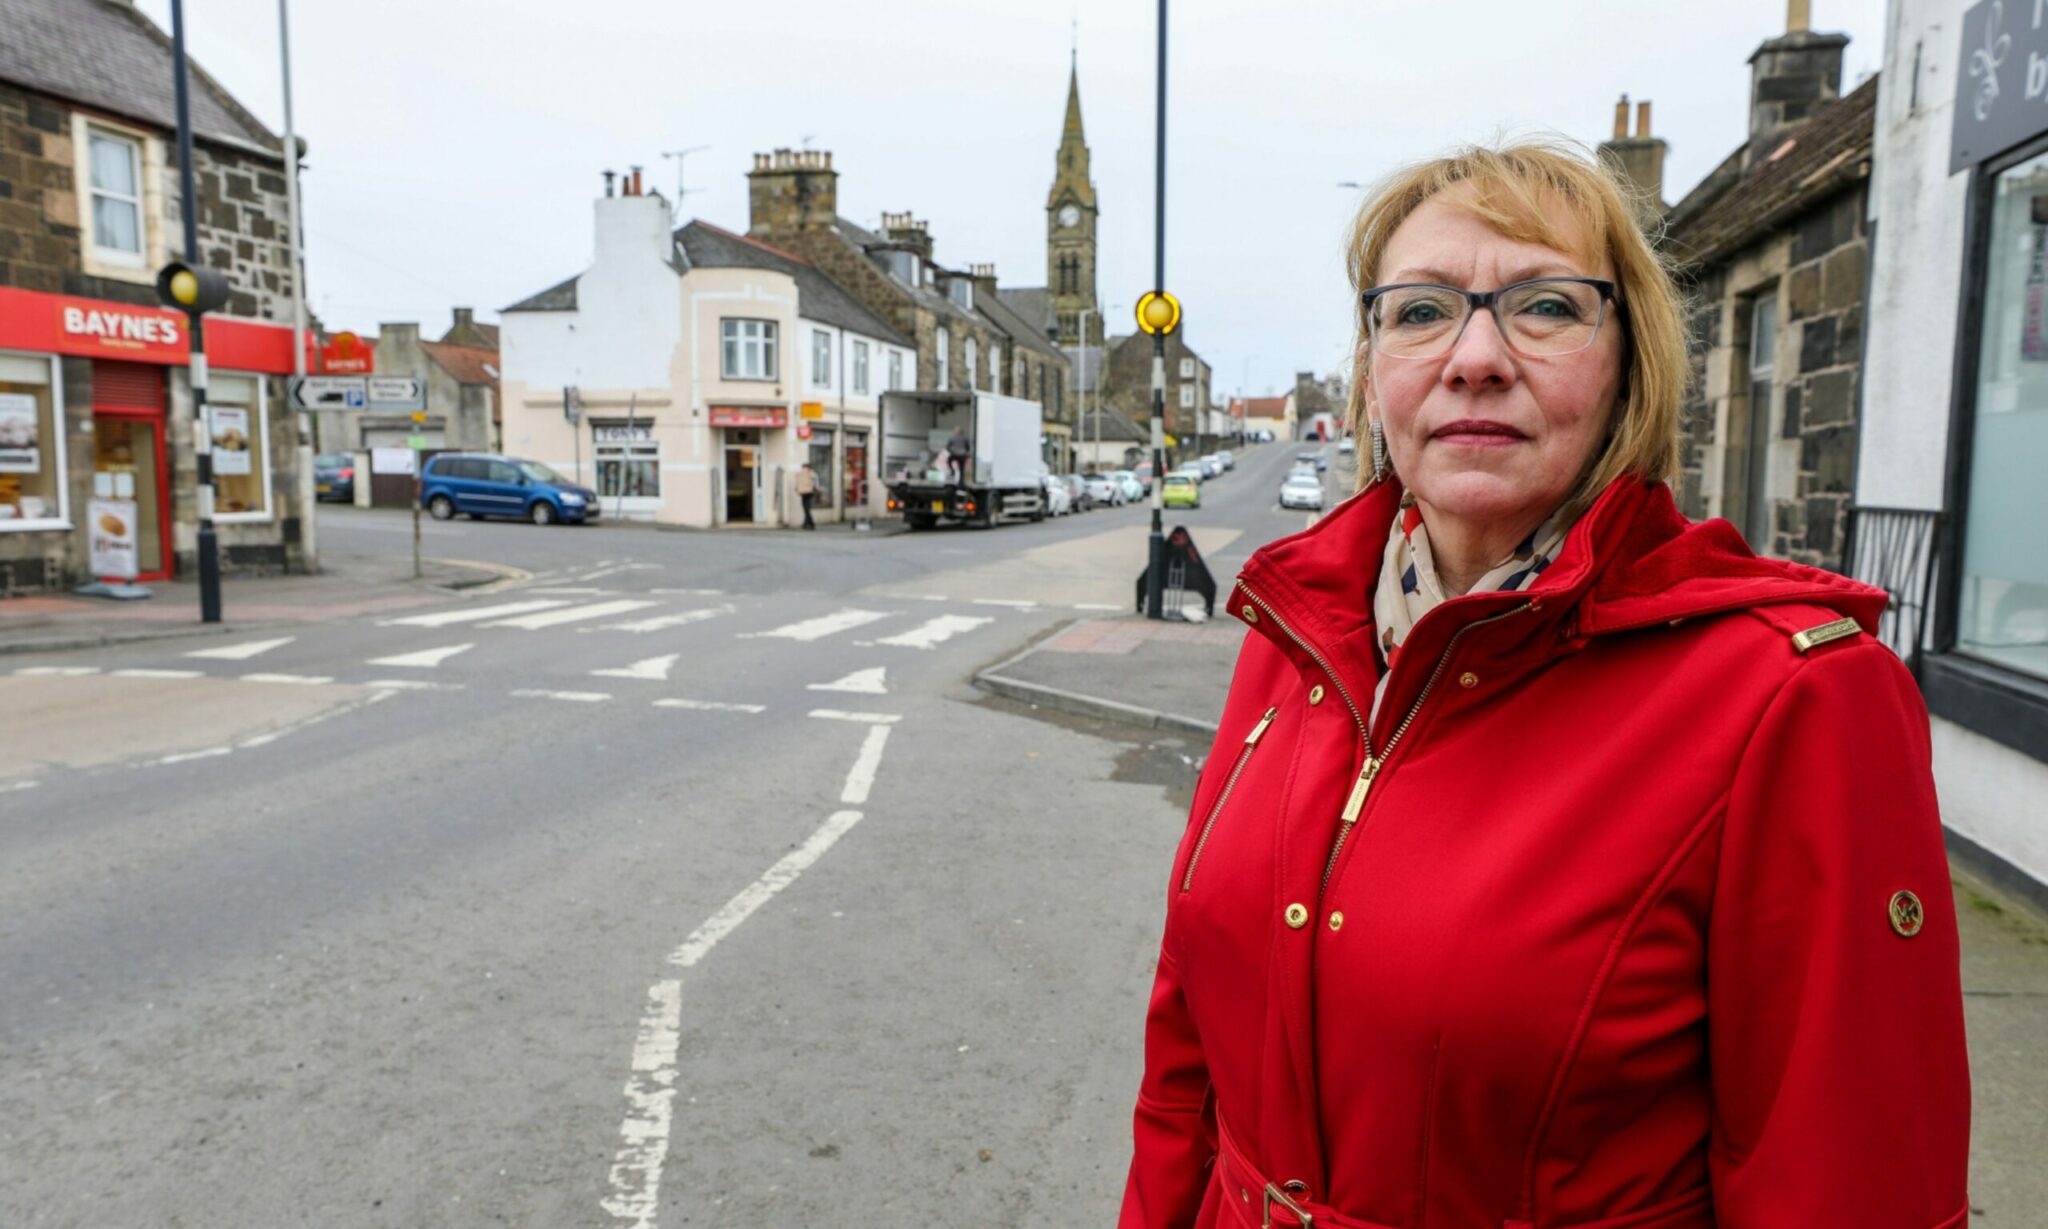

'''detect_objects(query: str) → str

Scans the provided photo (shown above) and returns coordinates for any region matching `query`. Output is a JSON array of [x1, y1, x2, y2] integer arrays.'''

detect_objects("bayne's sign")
[[1953, 0, 2048, 173], [0, 287, 304, 373], [708, 405, 788, 428]]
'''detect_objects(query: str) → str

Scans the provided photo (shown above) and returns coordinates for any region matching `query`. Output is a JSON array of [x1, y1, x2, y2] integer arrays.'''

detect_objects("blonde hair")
[[1344, 138, 1686, 516]]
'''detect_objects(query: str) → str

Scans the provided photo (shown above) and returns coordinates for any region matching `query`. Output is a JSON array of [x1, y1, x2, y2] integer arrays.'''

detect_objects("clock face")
[[1058, 204, 1081, 228]]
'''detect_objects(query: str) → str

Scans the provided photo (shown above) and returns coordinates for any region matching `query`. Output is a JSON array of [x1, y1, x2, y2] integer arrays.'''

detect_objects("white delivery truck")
[[881, 390, 1048, 529]]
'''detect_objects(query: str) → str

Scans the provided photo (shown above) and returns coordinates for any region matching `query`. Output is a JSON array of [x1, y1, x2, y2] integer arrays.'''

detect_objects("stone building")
[[315, 309, 502, 503], [0, 0, 312, 592], [1100, 331, 1211, 458], [1650, 5, 1872, 570], [742, 149, 1070, 469]]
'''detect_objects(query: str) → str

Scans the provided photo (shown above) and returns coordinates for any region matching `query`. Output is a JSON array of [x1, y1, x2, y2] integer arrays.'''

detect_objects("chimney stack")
[[746, 147, 841, 237], [1745, 6, 1847, 167], [879, 210, 934, 261], [603, 169, 616, 198], [1597, 94, 1668, 225]]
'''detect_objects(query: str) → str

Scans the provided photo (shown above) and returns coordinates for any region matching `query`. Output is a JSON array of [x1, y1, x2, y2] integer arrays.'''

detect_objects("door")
[[724, 446, 755, 523], [91, 413, 170, 581], [484, 460, 528, 516]]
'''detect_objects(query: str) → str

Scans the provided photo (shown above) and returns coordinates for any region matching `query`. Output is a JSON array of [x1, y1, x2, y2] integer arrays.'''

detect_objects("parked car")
[[1217, 449, 1236, 470], [1081, 472, 1124, 506], [1058, 472, 1092, 510], [1107, 470, 1145, 502], [1297, 450, 1329, 473], [1173, 462, 1206, 484], [313, 452, 355, 503], [1336, 437, 1356, 455], [1161, 472, 1200, 509], [420, 453, 600, 525], [1280, 472, 1326, 511], [1198, 454, 1224, 478], [1133, 460, 1155, 492], [1040, 472, 1073, 516]]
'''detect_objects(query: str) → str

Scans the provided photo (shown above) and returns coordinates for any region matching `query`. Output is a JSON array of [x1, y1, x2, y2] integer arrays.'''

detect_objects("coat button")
[[1328, 910, 1344, 932], [1284, 902, 1309, 929], [1459, 671, 1479, 688], [1308, 684, 1325, 705], [1889, 890, 1925, 937], [1241, 605, 1259, 624]]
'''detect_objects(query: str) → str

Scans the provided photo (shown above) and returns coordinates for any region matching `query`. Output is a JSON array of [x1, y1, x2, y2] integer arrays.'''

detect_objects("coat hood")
[[1233, 475, 1887, 660]]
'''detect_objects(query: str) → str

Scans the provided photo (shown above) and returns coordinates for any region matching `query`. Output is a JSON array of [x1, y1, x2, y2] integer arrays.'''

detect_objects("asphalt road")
[[0, 441, 1345, 1227]]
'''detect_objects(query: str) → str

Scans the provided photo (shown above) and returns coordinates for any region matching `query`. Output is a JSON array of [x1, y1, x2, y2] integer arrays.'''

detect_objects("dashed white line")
[[970, 598, 1037, 609], [186, 636, 295, 660], [841, 725, 891, 804], [382, 600, 570, 628], [240, 673, 335, 685], [110, 668, 204, 679], [527, 587, 618, 595], [2, 779, 40, 793], [367, 643, 474, 668], [510, 688, 612, 703], [1073, 603, 1126, 612], [808, 667, 888, 695], [359, 679, 465, 691], [14, 666, 101, 676], [649, 588, 726, 596], [589, 606, 733, 634], [652, 698, 766, 714], [483, 600, 659, 630], [873, 614, 994, 650], [159, 746, 233, 765], [807, 708, 902, 725], [738, 608, 890, 642], [600, 979, 684, 1227], [592, 654, 678, 682]]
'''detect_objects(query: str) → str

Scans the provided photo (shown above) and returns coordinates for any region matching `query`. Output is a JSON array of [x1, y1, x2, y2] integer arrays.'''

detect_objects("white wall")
[[502, 194, 682, 394]]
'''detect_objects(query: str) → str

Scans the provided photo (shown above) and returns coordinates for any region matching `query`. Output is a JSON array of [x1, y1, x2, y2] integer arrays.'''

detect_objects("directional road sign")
[[287, 376, 367, 410], [368, 376, 426, 411]]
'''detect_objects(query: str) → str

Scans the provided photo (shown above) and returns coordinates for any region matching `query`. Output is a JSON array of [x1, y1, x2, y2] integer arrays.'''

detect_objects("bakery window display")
[[210, 373, 269, 517], [0, 353, 63, 527]]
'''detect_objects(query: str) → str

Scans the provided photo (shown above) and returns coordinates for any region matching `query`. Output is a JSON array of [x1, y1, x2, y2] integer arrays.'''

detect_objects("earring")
[[1369, 418, 1388, 482]]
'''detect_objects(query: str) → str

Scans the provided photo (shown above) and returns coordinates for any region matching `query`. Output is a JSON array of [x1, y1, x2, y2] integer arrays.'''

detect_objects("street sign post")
[[368, 376, 425, 410], [287, 375, 367, 411]]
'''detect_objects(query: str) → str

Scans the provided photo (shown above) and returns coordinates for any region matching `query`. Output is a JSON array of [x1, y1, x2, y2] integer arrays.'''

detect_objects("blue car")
[[420, 453, 599, 525]]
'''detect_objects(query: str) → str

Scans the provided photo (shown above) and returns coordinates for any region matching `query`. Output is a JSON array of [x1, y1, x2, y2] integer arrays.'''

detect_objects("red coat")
[[1120, 476, 1970, 1229]]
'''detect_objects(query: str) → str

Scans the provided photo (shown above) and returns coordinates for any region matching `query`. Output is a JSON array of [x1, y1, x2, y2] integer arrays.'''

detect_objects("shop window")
[[209, 373, 270, 518], [0, 352, 66, 529], [852, 340, 870, 395], [808, 426, 836, 508], [811, 330, 833, 389], [1956, 150, 2048, 681], [721, 319, 778, 380], [844, 428, 868, 509], [88, 130, 145, 264], [597, 434, 659, 499]]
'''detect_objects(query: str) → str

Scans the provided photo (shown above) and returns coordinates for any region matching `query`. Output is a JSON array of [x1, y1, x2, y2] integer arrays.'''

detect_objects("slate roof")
[[997, 286, 1053, 335], [502, 275, 578, 313], [831, 215, 987, 330], [0, 0, 282, 155], [1664, 75, 1877, 268], [678, 222, 911, 347], [977, 288, 1063, 359], [1077, 407, 1147, 443]]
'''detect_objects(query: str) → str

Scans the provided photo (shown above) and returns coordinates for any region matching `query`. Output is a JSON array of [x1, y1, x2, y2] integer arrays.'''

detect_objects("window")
[[596, 427, 659, 499], [872, 249, 918, 285], [888, 350, 904, 392], [964, 337, 979, 392], [936, 326, 950, 388], [852, 340, 870, 395], [88, 130, 144, 263], [1180, 358, 1194, 379], [808, 426, 836, 509], [948, 278, 974, 311], [811, 330, 833, 389], [0, 352, 66, 529], [1740, 293, 1779, 548], [844, 428, 868, 508], [721, 319, 778, 380], [1015, 357, 1027, 395], [1180, 385, 1195, 409], [1955, 150, 2048, 680], [209, 372, 270, 519]]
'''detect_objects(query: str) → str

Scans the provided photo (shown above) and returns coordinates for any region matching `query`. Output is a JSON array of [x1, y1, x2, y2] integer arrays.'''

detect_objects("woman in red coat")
[[1119, 142, 1970, 1229]]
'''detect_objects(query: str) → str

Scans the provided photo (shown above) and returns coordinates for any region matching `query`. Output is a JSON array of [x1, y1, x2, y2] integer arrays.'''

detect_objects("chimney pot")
[[603, 169, 616, 197], [1612, 95, 1629, 141], [1787, 0, 1811, 33], [1635, 100, 1652, 138]]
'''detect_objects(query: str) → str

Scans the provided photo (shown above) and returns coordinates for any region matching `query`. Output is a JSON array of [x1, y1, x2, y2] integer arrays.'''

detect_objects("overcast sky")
[[136, 0, 1888, 397]]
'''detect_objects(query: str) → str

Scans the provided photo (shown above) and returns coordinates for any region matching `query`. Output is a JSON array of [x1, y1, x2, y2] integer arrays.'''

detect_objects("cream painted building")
[[498, 183, 914, 528]]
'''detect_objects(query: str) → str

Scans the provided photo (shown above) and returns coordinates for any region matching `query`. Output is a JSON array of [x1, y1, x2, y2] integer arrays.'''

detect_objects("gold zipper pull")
[[1340, 756, 1382, 822], [1245, 707, 1278, 746]]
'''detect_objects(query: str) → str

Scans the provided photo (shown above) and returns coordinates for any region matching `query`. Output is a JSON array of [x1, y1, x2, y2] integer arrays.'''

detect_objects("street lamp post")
[[169, 0, 222, 623], [1144, 0, 1169, 620], [1078, 304, 1096, 472]]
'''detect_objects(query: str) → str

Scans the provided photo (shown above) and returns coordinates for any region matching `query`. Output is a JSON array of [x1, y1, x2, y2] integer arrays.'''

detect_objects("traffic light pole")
[[1144, 0, 1168, 620], [170, 0, 222, 623]]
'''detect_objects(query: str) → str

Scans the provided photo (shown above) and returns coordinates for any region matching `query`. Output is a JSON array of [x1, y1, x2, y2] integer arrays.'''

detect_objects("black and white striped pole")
[[1140, 0, 1174, 620]]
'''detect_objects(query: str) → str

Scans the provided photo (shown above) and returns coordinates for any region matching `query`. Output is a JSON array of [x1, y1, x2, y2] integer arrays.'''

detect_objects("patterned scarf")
[[1373, 492, 1575, 665]]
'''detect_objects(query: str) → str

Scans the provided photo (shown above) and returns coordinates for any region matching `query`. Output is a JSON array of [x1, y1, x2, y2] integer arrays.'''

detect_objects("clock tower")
[[1047, 59, 1099, 347]]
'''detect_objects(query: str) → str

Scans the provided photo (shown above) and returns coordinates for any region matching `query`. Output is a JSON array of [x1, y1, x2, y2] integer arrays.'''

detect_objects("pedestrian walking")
[[945, 425, 970, 486], [1118, 140, 1969, 1229], [794, 464, 817, 530]]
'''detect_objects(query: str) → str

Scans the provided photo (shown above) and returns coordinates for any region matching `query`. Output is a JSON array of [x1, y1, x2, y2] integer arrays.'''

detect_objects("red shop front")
[[0, 287, 305, 584]]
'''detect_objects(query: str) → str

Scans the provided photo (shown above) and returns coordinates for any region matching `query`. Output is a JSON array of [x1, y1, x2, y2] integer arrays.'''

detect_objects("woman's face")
[[1365, 188, 1624, 530]]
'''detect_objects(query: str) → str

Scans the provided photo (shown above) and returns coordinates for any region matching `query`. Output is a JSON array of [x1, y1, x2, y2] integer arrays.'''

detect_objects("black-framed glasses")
[[1360, 277, 1619, 360]]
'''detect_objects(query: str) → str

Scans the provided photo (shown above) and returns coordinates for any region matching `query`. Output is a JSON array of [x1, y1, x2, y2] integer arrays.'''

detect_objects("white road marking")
[[483, 600, 658, 630], [367, 643, 474, 668], [738, 608, 889, 642], [808, 667, 887, 695], [970, 598, 1037, 609], [574, 563, 660, 583], [652, 698, 766, 714], [587, 606, 733, 634], [381, 600, 570, 628], [3, 779, 40, 793], [873, 614, 994, 650], [1073, 603, 1126, 612], [511, 688, 612, 703], [240, 673, 336, 685], [649, 588, 726, 596], [914, 594, 951, 602], [669, 809, 864, 968], [527, 586, 617, 596], [110, 668, 204, 679], [14, 666, 101, 676], [840, 725, 891, 804], [593, 654, 678, 682], [600, 979, 684, 1227], [807, 708, 902, 725], [359, 678, 465, 691], [186, 636, 295, 660], [159, 746, 233, 764]]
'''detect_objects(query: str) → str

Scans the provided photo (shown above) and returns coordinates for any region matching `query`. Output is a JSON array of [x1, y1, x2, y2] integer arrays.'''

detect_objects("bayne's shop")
[[0, 286, 310, 593]]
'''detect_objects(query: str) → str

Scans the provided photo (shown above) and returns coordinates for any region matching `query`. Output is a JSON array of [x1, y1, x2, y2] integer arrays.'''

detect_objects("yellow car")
[[1161, 473, 1200, 509]]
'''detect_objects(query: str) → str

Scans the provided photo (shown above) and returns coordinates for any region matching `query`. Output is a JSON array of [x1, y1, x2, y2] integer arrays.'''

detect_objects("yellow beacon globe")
[[169, 268, 199, 307], [1136, 291, 1181, 336]]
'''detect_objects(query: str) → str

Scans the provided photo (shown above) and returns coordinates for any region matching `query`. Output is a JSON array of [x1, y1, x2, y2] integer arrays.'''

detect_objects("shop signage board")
[[0, 392, 40, 472], [0, 287, 300, 372], [320, 331, 373, 373], [800, 401, 826, 420], [88, 498, 139, 580], [594, 425, 654, 443], [209, 407, 252, 475], [1952, 0, 2048, 172], [288, 375, 367, 411], [372, 447, 417, 475], [708, 405, 788, 428], [368, 376, 426, 410]]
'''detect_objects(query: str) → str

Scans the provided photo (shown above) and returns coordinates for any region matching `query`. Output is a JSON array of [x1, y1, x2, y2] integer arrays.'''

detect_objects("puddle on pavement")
[[976, 692, 1205, 813]]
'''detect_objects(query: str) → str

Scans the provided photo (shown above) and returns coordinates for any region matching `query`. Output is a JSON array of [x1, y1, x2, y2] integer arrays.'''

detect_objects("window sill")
[[719, 375, 779, 384], [1923, 651, 2048, 765], [0, 518, 73, 533]]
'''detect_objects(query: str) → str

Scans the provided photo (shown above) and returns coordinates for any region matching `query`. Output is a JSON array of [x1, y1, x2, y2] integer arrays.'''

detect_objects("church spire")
[[1063, 57, 1085, 144]]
